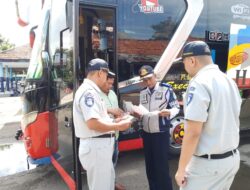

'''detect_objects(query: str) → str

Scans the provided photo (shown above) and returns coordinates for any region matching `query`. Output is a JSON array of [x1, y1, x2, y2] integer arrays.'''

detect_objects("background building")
[[0, 44, 31, 96]]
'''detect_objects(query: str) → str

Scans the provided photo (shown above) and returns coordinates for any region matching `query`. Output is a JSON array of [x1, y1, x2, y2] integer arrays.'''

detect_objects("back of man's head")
[[182, 41, 211, 59], [182, 41, 213, 65], [87, 58, 109, 74], [85, 58, 110, 89]]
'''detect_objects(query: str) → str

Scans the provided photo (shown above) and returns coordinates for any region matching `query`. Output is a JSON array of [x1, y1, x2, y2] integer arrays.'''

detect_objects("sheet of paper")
[[132, 104, 149, 115], [121, 114, 137, 123], [123, 101, 134, 112], [123, 101, 150, 115]]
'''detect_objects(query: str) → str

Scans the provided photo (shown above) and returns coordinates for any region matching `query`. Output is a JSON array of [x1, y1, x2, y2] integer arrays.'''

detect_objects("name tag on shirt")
[[155, 92, 163, 100], [141, 94, 148, 104]]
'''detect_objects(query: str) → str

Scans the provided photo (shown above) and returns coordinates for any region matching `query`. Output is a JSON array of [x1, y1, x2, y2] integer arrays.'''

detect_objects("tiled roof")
[[117, 37, 204, 55], [118, 39, 166, 56], [0, 44, 31, 61]]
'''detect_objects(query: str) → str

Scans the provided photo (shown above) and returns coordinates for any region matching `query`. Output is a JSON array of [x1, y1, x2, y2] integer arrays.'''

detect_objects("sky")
[[0, 0, 39, 47]]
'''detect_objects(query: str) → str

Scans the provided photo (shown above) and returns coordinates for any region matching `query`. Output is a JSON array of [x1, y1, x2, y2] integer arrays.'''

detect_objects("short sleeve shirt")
[[184, 64, 241, 155], [73, 79, 112, 139], [100, 90, 119, 111]]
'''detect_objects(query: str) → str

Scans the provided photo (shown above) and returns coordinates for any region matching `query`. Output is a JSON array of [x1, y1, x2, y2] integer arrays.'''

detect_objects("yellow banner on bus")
[[227, 23, 250, 89]]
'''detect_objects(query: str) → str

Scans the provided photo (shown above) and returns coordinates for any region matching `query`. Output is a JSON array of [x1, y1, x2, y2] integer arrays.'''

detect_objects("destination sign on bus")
[[208, 31, 229, 42]]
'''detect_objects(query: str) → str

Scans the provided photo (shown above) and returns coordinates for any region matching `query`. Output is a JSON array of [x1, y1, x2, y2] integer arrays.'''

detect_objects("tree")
[[0, 34, 15, 52], [151, 16, 176, 40]]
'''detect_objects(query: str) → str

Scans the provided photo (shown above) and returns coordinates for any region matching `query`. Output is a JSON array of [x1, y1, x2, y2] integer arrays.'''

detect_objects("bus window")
[[117, 0, 187, 81], [49, 0, 74, 107], [162, 60, 189, 102], [78, 7, 115, 82], [83, 0, 117, 5], [190, 0, 250, 73]]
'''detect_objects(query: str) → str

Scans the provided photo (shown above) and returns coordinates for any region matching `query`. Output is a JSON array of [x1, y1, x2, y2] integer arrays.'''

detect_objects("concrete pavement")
[[1, 137, 250, 190], [1, 97, 250, 189], [0, 96, 22, 130]]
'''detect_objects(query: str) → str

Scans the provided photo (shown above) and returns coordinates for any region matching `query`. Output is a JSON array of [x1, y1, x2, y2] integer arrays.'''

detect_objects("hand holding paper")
[[114, 113, 136, 123], [123, 101, 150, 119], [129, 105, 146, 119], [159, 109, 171, 117], [122, 114, 137, 123], [108, 107, 124, 118]]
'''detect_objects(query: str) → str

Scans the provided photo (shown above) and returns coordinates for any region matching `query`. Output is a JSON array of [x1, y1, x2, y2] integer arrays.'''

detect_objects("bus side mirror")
[[66, 1, 73, 31], [15, 0, 29, 27]]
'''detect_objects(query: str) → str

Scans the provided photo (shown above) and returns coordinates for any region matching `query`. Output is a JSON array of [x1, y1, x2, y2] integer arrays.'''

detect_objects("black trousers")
[[142, 130, 173, 190]]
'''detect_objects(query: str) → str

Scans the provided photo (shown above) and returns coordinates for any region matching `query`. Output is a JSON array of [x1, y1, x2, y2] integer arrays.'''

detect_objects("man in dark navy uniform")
[[133, 65, 180, 190]]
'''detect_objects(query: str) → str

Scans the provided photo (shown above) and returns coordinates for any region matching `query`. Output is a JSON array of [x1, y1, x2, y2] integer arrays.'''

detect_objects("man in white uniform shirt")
[[175, 41, 242, 190], [73, 58, 132, 190]]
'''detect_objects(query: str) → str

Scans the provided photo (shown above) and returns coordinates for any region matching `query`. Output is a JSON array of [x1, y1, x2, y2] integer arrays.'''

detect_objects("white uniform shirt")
[[73, 79, 113, 139], [140, 82, 180, 133], [184, 64, 242, 155]]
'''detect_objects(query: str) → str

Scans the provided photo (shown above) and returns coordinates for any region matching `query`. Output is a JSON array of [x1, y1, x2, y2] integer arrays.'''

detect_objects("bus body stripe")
[[119, 138, 143, 152], [50, 156, 76, 190]]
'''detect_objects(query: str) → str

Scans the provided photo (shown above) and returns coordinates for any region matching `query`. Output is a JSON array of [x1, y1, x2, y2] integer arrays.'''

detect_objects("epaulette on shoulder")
[[160, 82, 171, 88]]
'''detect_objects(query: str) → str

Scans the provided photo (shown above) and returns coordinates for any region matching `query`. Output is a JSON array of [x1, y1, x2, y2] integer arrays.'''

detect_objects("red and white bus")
[[16, 0, 250, 189]]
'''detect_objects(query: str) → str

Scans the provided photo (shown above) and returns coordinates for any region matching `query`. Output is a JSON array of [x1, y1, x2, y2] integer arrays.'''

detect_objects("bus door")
[[74, 4, 117, 189], [78, 5, 116, 82]]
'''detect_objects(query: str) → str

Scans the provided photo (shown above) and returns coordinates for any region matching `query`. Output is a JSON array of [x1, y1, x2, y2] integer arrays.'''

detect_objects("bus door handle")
[[64, 116, 71, 128]]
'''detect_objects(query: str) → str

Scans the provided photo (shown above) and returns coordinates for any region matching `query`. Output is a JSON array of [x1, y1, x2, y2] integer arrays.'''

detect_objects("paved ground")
[[0, 134, 250, 190], [0, 96, 22, 130], [1, 97, 250, 190]]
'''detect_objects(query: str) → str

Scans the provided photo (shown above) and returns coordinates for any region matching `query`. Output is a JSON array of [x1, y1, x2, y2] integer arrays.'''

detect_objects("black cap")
[[182, 41, 211, 59], [87, 58, 109, 72], [139, 65, 154, 79], [107, 71, 116, 78]]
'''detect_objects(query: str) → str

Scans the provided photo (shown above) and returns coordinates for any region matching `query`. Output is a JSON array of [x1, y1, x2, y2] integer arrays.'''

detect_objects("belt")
[[197, 149, 237, 159], [92, 133, 115, 138]]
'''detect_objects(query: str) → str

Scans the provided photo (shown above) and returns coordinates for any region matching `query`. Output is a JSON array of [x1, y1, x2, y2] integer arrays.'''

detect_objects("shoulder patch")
[[84, 93, 94, 107], [187, 93, 193, 106]]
